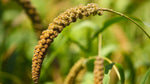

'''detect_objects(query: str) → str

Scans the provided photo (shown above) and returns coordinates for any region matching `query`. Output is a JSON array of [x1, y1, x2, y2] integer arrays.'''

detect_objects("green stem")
[[98, 34, 102, 57], [101, 8, 150, 38]]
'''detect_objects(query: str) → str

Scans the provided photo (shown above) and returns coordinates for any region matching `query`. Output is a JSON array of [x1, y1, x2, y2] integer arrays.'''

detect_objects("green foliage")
[[103, 73, 110, 84], [129, 16, 150, 38], [103, 63, 115, 84], [105, 63, 115, 74], [140, 68, 150, 84], [124, 54, 135, 84], [0, 71, 22, 84], [115, 63, 125, 84], [92, 16, 124, 39], [86, 58, 95, 72], [82, 72, 94, 84]]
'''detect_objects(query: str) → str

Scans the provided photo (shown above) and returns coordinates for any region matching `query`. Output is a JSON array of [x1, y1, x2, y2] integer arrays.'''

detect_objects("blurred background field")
[[0, 0, 150, 84]]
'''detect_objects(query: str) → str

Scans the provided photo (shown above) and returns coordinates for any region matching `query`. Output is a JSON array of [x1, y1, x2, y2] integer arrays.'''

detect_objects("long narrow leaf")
[[124, 54, 135, 84], [102, 8, 150, 38], [103, 63, 115, 84], [115, 63, 125, 84], [92, 16, 124, 39], [140, 68, 150, 84]]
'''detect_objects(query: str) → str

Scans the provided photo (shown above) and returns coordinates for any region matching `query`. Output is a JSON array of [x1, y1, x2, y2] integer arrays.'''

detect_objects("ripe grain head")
[[32, 3, 103, 83]]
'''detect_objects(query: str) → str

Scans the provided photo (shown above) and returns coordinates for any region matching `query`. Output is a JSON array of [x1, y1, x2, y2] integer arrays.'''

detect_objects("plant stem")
[[100, 8, 150, 38], [98, 34, 102, 57]]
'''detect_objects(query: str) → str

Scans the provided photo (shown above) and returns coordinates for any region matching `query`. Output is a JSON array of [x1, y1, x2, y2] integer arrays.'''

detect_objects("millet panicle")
[[32, 3, 103, 83]]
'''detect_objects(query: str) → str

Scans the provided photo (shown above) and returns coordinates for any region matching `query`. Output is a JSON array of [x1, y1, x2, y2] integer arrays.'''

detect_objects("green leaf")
[[72, 20, 99, 31], [115, 63, 125, 84], [86, 58, 95, 72], [82, 72, 94, 84], [101, 44, 118, 57], [103, 63, 115, 84], [124, 54, 135, 84], [70, 20, 99, 50], [105, 63, 115, 74], [129, 16, 150, 37], [0, 71, 22, 84], [102, 8, 150, 38], [92, 16, 124, 39], [140, 68, 150, 84], [103, 73, 110, 84], [44, 82, 54, 84]]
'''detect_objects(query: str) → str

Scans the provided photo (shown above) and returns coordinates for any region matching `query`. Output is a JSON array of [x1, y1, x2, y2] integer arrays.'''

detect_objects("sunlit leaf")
[[103, 73, 110, 84], [101, 44, 118, 57], [44, 82, 54, 84], [92, 16, 124, 39], [82, 72, 94, 84], [70, 20, 99, 48]]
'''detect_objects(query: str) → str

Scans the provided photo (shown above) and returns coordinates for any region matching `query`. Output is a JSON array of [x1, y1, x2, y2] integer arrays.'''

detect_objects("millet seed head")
[[94, 57, 104, 84], [32, 3, 103, 83]]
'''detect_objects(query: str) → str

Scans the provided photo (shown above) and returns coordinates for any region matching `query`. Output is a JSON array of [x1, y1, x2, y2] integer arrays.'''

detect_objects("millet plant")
[[30, 3, 150, 84], [10, 1, 150, 84]]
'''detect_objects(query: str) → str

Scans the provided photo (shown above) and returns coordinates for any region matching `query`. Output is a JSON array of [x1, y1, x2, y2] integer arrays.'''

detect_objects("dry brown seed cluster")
[[32, 29, 56, 83], [16, 0, 43, 37], [94, 57, 104, 84], [32, 3, 103, 83], [64, 58, 85, 84]]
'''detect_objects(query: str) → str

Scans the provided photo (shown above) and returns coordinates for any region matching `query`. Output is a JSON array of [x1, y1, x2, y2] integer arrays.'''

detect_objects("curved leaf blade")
[[105, 63, 115, 74], [115, 63, 125, 84], [92, 16, 124, 39], [103, 63, 115, 84], [140, 68, 150, 84]]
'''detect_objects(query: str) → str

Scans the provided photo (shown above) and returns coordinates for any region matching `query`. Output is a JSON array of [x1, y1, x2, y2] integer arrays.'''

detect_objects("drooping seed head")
[[15, 0, 43, 37], [32, 3, 103, 83]]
